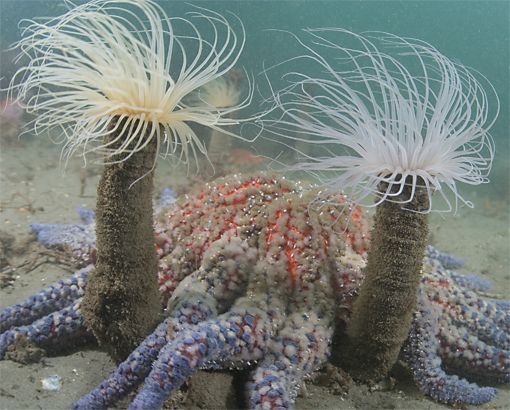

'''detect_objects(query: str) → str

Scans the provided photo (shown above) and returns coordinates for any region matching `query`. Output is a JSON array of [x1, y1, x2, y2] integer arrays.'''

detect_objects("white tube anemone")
[[9, 0, 252, 168], [193, 70, 244, 109], [266, 29, 499, 213]]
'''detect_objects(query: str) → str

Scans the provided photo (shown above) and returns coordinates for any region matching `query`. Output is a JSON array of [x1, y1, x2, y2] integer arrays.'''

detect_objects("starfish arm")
[[406, 289, 500, 405], [30, 216, 97, 266], [421, 263, 510, 383], [166, 287, 219, 333], [0, 299, 91, 359], [425, 255, 493, 293], [434, 292, 510, 381], [76, 205, 96, 224], [73, 280, 220, 410], [439, 330, 510, 381], [425, 245, 466, 269], [0, 267, 89, 332], [249, 311, 333, 410], [72, 320, 170, 410], [446, 270, 494, 292], [30, 222, 95, 248], [448, 296, 509, 346]]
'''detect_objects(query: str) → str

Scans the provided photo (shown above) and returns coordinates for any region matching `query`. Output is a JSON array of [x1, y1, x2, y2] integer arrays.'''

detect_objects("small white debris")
[[41, 375, 63, 391]]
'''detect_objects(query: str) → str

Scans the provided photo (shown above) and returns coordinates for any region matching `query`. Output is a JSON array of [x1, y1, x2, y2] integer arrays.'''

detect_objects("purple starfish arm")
[[425, 245, 466, 269], [77, 205, 96, 224], [72, 287, 220, 410], [72, 320, 170, 410], [249, 312, 332, 409], [30, 209, 97, 266], [425, 254, 494, 292], [447, 270, 494, 292], [30, 190, 177, 265], [0, 298, 92, 359], [423, 262, 510, 353], [406, 288, 500, 405], [0, 267, 89, 333], [463, 297, 510, 351], [130, 302, 272, 410], [30, 207, 96, 248]]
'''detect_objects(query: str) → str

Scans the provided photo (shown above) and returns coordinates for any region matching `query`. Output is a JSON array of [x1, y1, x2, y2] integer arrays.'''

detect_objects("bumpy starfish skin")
[[406, 257, 510, 405], [0, 174, 508, 410]]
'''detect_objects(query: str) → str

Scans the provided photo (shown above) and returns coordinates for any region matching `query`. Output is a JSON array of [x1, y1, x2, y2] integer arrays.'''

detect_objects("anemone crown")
[[267, 29, 499, 213], [9, 0, 253, 167]]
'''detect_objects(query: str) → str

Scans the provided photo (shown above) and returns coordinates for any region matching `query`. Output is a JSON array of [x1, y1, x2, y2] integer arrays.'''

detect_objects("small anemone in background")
[[264, 28, 499, 383], [7, 0, 254, 361], [187, 68, 247, 169], [193, 68, 245, 109]]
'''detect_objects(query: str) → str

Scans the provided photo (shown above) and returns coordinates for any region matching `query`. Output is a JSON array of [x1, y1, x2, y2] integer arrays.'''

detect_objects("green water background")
[[1, 0, 508, 203]]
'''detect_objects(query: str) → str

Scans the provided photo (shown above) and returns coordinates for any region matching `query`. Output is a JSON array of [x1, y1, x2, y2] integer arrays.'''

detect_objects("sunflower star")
[[0, 174, 508, 410]]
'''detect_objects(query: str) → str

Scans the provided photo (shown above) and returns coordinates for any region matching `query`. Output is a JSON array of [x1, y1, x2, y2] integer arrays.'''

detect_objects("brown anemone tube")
[[82, 117, 161, 362], [346, 176, 429, 383]]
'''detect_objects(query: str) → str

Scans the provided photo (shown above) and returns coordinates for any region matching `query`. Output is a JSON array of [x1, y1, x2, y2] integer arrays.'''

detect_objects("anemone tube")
[[83, 118, 161, 362], [346, 178, 429, 382], [196, 68, 245, 170]]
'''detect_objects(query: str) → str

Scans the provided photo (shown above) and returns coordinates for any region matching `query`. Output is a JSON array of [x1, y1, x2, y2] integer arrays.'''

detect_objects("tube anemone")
[[195, 69, 244, 110], [266, 29, 497, 213], [266, 29, 499, 382], [191, 68, 245, 168], [9, 0, 252, 361]]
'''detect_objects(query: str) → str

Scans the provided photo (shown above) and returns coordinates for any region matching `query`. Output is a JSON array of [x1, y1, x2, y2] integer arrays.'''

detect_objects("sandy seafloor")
[[0, 138, 508, 410]]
